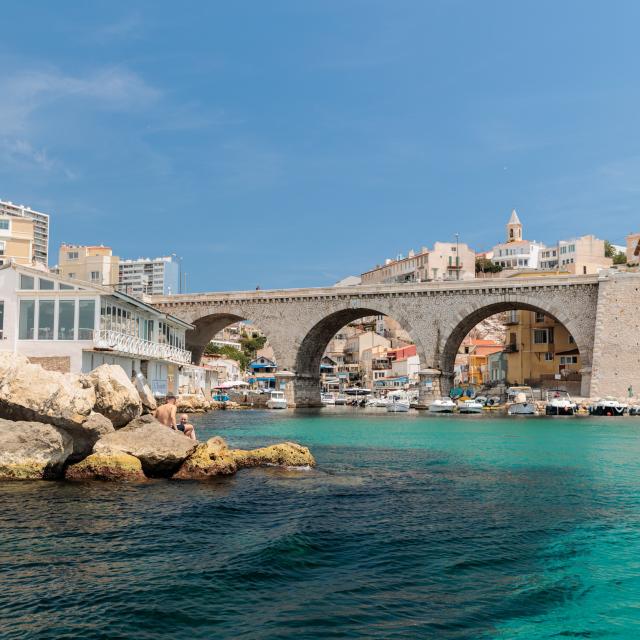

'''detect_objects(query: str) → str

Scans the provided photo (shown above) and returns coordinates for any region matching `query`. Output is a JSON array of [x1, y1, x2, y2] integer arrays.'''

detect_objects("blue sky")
[[1, 1, 639, 291]]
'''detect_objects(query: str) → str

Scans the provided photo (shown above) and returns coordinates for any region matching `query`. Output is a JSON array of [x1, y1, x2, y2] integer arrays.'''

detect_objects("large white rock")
[[93, 414, 197, 477], [85, 364, 142, 427], [62, 412, 115, 463], [133, 372, 157, 412], [0, 352, 95, 429], [0, 418, 73, 479]]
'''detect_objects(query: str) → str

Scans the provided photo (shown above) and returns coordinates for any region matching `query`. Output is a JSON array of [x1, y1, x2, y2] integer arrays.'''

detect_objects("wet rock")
[[231, 442, 315, 468], [86, 364, 142, 427], [93, 416, 197, 477], [0, 418, 73, 479], [0, 352, 95, 429], [173, 440, 237, 479], [66, 452, 145, 481], [62, 412, 115, 463]]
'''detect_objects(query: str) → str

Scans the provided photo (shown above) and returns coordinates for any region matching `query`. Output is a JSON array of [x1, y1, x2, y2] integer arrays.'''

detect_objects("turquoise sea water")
[[2, 409, 640, 639]]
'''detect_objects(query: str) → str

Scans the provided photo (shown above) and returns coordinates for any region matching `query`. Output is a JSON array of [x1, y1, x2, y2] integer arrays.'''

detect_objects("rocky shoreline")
[[0, 353, 314, 481]]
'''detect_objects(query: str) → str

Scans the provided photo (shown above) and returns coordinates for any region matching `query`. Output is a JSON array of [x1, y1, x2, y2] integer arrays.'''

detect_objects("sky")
[[1, 1, 639, 291]]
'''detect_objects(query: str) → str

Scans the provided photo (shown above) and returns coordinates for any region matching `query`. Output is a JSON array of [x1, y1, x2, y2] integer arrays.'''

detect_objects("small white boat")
[[457, 399, 484, 414], [266, 390, 288, 409], [387, 393, 410, 413], [366, 397, 389, 408], [545, 390, 577, 416], [589, 397, 627, 417], [629, 406, 640, 416], [506, 386, 537, 416], [334, 394, 348, 405], [429, 397, 457, 413], [321, 393, 336, 405]]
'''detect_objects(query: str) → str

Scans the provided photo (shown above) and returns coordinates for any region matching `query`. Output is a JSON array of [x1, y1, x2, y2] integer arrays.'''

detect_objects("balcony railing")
[[93, 330, 192, 364]]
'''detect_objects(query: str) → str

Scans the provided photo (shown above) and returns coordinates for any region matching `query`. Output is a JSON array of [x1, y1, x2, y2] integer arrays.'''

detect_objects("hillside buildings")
[[539, 235, 612, 274], [0, 199, 49, 264], [0, 214, 36, 266], [58, 244, 120, 286], [118, 255, 180, 296]]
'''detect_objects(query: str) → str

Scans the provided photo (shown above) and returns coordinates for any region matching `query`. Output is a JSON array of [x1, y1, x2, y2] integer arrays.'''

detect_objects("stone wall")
[[28, 356, 71, 374], [590, 272, 640, 399]]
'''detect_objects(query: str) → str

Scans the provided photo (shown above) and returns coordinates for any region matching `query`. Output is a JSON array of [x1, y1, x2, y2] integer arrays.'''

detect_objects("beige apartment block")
[[58, 244, 120, 286], [0, 215, 35, 266], [540, 235, 612, 275], [627, 232, 640, 266]]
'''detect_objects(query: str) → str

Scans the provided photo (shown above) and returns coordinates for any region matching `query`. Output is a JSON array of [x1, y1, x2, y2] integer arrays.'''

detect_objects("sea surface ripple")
[[1, 409, 640, 639]]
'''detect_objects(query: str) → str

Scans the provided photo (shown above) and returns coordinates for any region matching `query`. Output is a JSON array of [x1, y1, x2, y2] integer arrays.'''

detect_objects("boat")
[[334, 394, 348, 405], [266, 390, 288, 409], [588, 397, 627, 417], [386, 392, 410, 413], [545, 390, 577, 416], [321, 393, 336, 405], [506, 386, 537, 415], [429, 397, 457, 413], [366, 397, 389, 408], [457, 399, 484, 414], [629, 406, 640, 416]]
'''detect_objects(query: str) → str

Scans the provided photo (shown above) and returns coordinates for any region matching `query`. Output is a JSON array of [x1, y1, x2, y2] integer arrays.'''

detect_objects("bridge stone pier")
[[151, 271, 640, 406]]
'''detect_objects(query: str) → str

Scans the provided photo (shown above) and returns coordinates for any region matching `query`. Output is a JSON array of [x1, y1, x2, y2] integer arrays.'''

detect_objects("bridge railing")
[[93, 330, 192, 364]]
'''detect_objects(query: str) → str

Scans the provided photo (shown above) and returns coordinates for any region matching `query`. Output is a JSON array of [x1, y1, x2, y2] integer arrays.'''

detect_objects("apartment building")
[[118, 255, 180, 296], [0, 215, 35, 266], [0, 199, 49, 264], [58, 244, 120, 286], [539, 235, 612, 274]]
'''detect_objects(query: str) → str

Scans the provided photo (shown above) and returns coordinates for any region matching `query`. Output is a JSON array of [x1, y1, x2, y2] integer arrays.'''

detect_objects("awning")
[[556, 349, 579, 356], [215, 380, 249, 389]]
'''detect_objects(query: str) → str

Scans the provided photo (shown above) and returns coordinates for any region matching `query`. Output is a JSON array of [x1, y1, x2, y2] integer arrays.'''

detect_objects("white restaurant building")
[[0, 263, 210, 397]]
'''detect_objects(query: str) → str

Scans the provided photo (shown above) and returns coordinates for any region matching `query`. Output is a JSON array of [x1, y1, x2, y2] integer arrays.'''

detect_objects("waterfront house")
[[248, 356, 277, 389], [0, 262, 193, 397]]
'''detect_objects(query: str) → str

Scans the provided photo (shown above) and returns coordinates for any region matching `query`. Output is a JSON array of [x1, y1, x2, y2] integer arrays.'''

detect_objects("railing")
[[93, 330, 192, 364]]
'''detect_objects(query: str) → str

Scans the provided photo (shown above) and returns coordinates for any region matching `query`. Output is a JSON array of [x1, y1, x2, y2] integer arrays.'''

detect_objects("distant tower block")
[[506, 209, 523, 243]]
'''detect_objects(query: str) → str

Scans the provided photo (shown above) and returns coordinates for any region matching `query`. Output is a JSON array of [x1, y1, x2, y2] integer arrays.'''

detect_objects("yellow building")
[[504, 310, 581, 389], [0, 214, 35, 266], [58, 244, 120, 286]]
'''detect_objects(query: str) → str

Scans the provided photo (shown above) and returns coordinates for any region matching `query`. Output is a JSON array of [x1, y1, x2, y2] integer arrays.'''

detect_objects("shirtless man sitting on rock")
[[154, 394, 177, 430], [178, 414, 196, 441]]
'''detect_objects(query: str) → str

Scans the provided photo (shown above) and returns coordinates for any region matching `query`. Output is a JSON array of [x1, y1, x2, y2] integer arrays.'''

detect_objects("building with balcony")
[[0, 215, 35, 266], [57, 244, 120, 286], [539, 235, 612, 274], [491, 210, 545, 270], [360, 241, 475, 284], [0, 199, 50, 265], [118, 255, 180, 297], [248, 356, 277, 389], [0, 263, 193, 397]]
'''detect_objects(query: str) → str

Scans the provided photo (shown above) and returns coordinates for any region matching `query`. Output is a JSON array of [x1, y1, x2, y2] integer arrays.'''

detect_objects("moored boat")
[[386, 393, 410, 413], [545, 390, 577, 416], [429, 397, 456, 413], [457, 399, 484, 414], [506, 386, 537, 416], [589, 397, 627, 416], [266, 390, 288, 409], [321, 393, 336, 405]]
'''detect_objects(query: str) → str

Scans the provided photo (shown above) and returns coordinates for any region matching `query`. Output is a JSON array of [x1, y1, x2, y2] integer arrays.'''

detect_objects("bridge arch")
[[293, 306, 426, 406], [438, 298, 594, 397]]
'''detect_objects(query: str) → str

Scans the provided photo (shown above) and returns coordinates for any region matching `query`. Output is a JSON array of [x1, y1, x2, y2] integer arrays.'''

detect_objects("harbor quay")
[[151, 270, 640, 408]]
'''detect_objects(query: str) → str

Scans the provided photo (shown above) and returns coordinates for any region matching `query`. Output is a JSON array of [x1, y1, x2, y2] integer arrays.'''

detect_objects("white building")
[[0, 199, 50, 265], [491, 210, 545, 270], [0, 263, 194, 397], [118, 255, 180, 296]]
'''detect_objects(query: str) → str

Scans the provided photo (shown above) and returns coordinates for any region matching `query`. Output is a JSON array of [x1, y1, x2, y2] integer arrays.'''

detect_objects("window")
[[20, 274, 34, 290], [19, 300, 35, 339], [90, 271, 100, 282], [560, 355, 578, 365], [0, 219, 9, 230], [535, 312, 545, 323], [58, 300, 75, 340], [0, 241, 5, 256], [39, 278, 54, 290], [38, 300, 55, 340], [59, 283, 74, 290], [67, 251, 79, 260], [78, 300, 95, 339], [544, 353, 554, 361], [68, 273, 75, 279], [569, 335, 575, 344], [533, 328, 554, 344]]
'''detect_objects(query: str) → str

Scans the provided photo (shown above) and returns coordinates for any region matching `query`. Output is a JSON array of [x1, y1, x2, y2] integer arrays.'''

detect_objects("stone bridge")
[[151, 271, 640, 406]]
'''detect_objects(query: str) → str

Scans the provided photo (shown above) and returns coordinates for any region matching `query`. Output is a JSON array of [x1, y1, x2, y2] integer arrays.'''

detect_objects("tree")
[[204, 343, 250, 370], [239, 331, 267, 359], [604, 240, 615, 258], [475, 257, 503, 274], [613, 251, 627, 265]]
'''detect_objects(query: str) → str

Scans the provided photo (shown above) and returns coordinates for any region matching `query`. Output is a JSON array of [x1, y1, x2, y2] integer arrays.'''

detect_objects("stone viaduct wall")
[[149, 273, 629, 406]]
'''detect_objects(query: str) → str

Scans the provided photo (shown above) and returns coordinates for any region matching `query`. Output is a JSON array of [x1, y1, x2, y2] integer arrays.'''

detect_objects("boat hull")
[[545, 405, 575, 416], [508, 403, 537, 415]]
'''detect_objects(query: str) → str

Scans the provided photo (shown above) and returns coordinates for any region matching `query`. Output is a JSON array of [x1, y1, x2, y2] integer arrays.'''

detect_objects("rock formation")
[[230, 442, 315, 468], [0, 418, 73, 479], [176, 394, 211, 413], [86, 364, 142, 427], [66, 452, 146, 481], [0, 352, 95, 429], [62, 412, 115, 463], [93, 414, 197, 477]]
